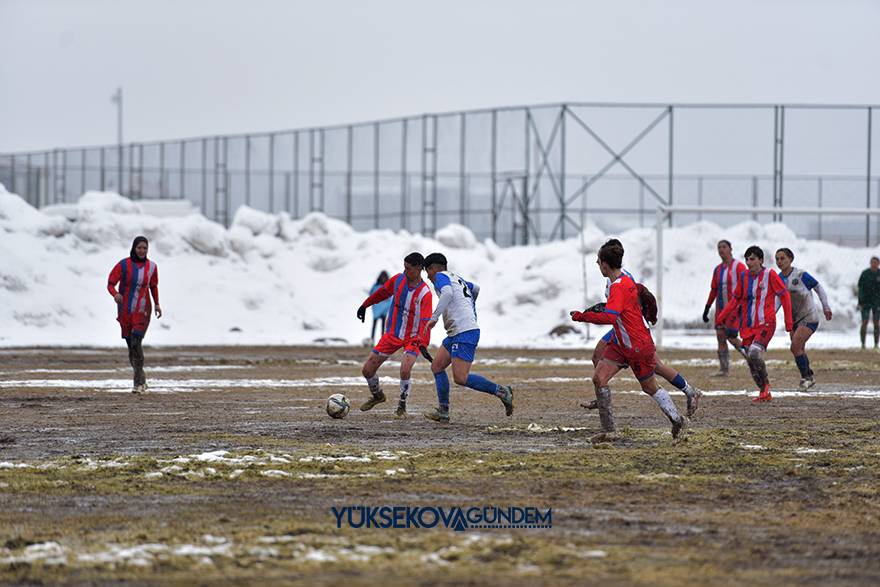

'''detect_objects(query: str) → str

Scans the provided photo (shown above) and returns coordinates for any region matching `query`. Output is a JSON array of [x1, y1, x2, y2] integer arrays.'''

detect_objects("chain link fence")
[[1, 103, 878, 247]]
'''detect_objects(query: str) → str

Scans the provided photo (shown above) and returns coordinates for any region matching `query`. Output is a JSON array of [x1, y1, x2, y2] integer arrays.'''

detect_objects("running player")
[[775, 248, 833, 390], [587, 239, 702, 417], [703, 240, 749, 376], [356, 252, 433, 417], [717, 245, 793, 403], [571, 240, 688, 440], [107, 236, 162, 394], [421, 253, 513, 423]]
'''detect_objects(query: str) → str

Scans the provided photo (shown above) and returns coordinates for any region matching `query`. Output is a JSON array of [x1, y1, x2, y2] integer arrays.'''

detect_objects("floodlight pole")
[[656, 205, 666, 347]]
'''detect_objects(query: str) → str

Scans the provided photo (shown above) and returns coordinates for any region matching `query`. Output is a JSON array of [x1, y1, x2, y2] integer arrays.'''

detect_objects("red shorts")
[[373, 333, 421, 357], [741, 324, 775, 349], [602, 342, 657, 381]]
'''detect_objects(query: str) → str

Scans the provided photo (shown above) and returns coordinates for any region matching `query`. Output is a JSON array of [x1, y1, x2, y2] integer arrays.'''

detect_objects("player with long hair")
[[703, 239, 749, 376], [774, 247, 832, 390]]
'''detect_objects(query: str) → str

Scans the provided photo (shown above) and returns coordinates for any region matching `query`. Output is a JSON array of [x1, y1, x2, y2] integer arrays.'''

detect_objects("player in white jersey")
[[586, 240, 703, 417], [775, 248, 833, 390], [421, 253, 514, 423]]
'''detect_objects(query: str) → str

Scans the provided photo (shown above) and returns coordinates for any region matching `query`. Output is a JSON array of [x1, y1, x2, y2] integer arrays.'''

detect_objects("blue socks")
[[795, 354, 812, 378], [465, 373, 500, 395], [670, 373, 687, 391], [434, 371, 450, 412], [434, 371, 501, 411]]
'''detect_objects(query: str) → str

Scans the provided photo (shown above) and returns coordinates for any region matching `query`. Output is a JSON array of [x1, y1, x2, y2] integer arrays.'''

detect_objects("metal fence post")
[[867, 107, 873, 246], [490, 109, 498, 242], [667, 106, 674, 227], [374, 122, 380, 229], [346, 125, 353, 225]]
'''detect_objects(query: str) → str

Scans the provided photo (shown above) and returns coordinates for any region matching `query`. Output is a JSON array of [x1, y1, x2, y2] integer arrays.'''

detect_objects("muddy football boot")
[[132, 384, 146, 394], [581, 400, 599, 410], [394, 400, 407, 419], [671, 416, 689, 441], [423, 407, 450, 423], [798, 376, 815, 391], [686, 387, 703, 418], [359, 390, 387, 411], [751, 384, 772, 403], [709, 370, 729, 378], [498, 385, 514, 416]]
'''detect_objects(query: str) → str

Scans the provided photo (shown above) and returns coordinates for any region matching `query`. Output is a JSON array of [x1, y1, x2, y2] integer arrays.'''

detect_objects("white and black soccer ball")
[[326, 393, 350, 419]]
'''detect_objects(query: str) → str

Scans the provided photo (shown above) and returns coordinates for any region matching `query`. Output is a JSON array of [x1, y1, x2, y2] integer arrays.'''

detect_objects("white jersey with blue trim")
[[431, 271, 480, 336], [605, 267, 635, 299], [778, 266, 829, 325]]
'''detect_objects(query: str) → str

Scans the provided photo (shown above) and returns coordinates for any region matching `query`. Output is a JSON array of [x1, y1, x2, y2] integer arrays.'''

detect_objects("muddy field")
[[1, 344, 879, 586]]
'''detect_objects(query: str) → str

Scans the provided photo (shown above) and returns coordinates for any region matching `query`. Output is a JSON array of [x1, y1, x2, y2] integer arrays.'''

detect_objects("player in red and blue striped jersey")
[[356, 252, 433, 417], [107, 236, 162, 394], [571, 240, 688, 441], [717, 245, 793, 403], [703, 240, 748, 376]]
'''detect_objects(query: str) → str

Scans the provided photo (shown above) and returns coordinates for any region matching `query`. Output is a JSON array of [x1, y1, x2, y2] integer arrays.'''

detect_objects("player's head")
[[423, 252, 448, 281], [597, 240, 624, 277], [376, 270, 390, 285], [403, 252, 424, 280], [717, 239, 732, 261], [744, 245, 764, 272], [775, 247, 794, 271], [871, 256, 880, 270], [130, 236, 149, 261]]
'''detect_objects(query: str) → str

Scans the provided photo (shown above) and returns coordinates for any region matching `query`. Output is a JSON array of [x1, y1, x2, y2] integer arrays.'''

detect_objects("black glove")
[[586, 302, 606, 314], [702, 305, 710, 323], [357, 306, 367, 322], [419, 345, 434, 362]]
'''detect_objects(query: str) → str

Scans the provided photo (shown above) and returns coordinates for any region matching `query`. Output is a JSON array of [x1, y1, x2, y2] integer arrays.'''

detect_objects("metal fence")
[[1, 102, 878, 247]]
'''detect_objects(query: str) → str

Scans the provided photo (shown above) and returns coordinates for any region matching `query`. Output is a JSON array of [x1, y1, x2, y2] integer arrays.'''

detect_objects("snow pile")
[[1, 183, 877, 347]]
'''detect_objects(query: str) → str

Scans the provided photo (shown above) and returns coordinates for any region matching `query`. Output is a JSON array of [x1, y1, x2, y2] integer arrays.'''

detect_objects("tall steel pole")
[[112, 86, 123, 194]]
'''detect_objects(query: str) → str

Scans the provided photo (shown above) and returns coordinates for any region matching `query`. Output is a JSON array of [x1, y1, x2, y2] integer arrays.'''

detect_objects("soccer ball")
[[326, 393, 350, 419]]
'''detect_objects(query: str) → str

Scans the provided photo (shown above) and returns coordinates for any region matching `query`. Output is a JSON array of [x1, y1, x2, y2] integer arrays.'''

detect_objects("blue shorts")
[[601, 329, 617, 344], [794, 319, 819, 333], [442, 329, 480, 363]]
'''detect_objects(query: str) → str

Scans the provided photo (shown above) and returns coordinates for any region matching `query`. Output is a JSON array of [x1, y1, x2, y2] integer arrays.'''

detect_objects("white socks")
[[399, 379, 411, 401], [652, 388, 682, 423]]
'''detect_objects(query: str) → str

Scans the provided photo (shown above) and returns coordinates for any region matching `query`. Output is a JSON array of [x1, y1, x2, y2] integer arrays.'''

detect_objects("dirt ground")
[[1, 344, 879, 586]]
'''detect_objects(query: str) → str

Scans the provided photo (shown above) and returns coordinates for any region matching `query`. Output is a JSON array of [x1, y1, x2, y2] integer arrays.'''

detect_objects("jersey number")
[[457, 278, 471, 298]]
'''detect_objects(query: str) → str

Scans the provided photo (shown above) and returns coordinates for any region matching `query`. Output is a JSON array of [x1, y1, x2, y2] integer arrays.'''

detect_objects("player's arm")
[[716, 278, 742, 323], [771, 272, 794, 331], [467, 281, 480, 303], [803, 271, 832, 319], [704, 268, 718, 321], [357, 275, 395, 321], [857, 271, 869, 306], [107, 262, 122, 300], [426, 273, 454, 330], [418, 290, 433, 345], [571, 283, 622, 324], [149, 266, 162, 317]]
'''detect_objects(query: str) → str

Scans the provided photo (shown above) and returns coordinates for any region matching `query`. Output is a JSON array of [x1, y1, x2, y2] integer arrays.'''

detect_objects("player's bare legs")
[[592, 338, 607, 368], [360, 352, 389, 411], [789, 325, 816, 390], [394, 352, 419, 417]]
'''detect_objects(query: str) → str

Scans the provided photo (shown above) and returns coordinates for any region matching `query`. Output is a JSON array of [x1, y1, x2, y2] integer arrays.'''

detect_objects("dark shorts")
[[793, 318, 819, 333], [861, 305, 880, 322], [602, 342, 657, 381], [742, 325, 775, 350]]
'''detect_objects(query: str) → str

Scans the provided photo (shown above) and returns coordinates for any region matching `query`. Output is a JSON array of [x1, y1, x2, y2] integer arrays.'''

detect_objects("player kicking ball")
[[716, 246, 793, 403], [571, 240, 688, 441], [356, 252, 434, 417], [421, 253, 513, 423]]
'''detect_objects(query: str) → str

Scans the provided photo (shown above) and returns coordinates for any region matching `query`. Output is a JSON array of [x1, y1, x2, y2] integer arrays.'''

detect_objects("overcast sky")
[[1, 0, 878, 153]]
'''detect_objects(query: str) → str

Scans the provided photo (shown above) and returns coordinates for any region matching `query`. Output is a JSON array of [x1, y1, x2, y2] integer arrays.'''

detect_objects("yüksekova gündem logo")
[[331, 505, 552, 532]]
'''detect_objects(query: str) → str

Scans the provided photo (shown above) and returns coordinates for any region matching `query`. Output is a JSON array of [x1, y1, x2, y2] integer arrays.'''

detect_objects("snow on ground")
[[1, 184, 877, 348]]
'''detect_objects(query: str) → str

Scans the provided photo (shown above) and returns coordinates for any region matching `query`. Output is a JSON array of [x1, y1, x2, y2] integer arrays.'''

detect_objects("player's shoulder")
[[434, 271, 453, 288]]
